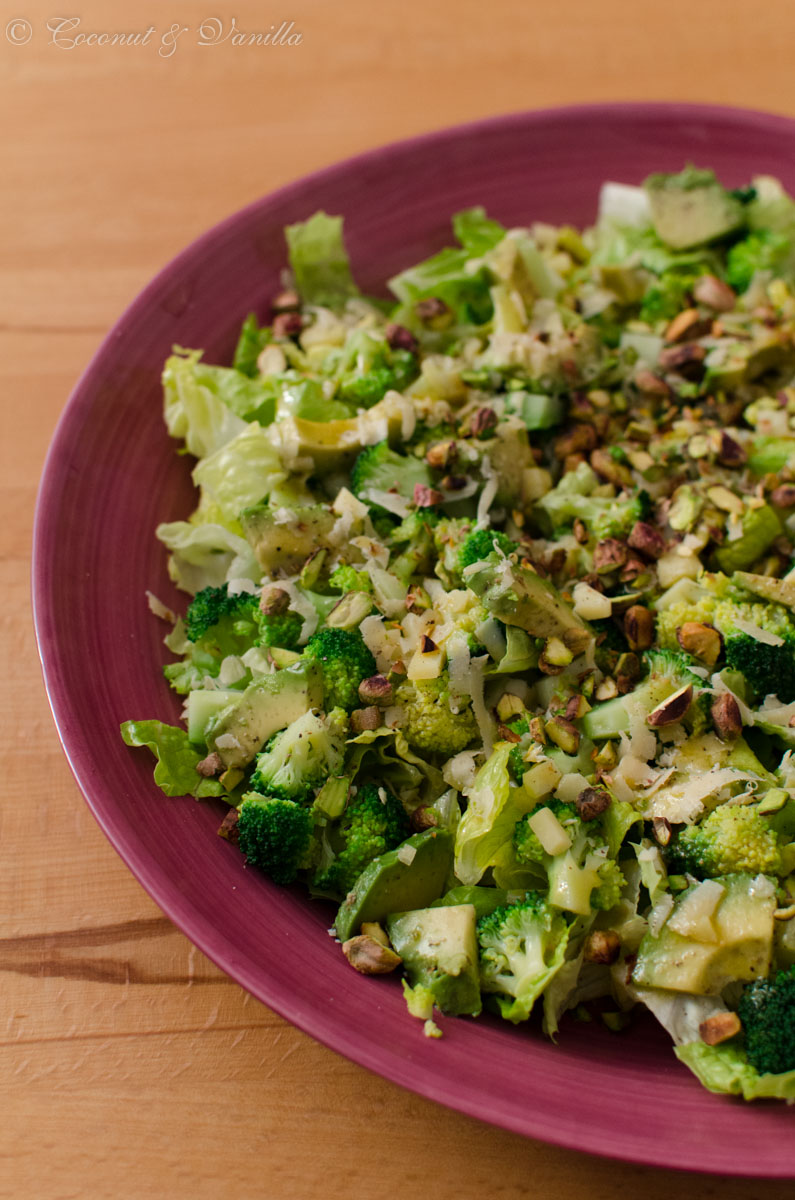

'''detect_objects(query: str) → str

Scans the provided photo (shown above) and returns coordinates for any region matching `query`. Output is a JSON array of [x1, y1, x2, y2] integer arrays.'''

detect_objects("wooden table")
[[4, 1, 795, 1193]]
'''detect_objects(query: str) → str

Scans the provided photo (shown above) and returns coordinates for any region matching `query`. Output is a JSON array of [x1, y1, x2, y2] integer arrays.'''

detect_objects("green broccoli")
[[394, 675, 479, 756], [656, 577, 795, 658], [639, 264, 709, 323], [736, 966, 795, 1075], [458, 528, 518, 572], [338, 344, 418, 408], [349, 440, 432, 508], [248, 708, 348, 803], [505, 715, 531, 783], [726, 229, 792, 293], [477, 894, 571, 1022], [257, 608, 304, 650], [329, 563, 372, 594], [592, 859, 626, 911], [313, 781, 410, 895], [513, 799, 579, 865], [666, 802, 783, 879], [534, 461, 651, 540], [386, 509, 441, 582], [725, 637, 795, 703], [303, 627, 377, 712], [185, 584, 260, 653], [237, 794, 314, 885]]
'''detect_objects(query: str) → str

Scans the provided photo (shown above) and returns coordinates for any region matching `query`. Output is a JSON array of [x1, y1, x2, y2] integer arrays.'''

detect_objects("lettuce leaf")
[[454, 743, 523, 885], [191, 423, 286, 526], [675, 1040, 795, 1100], [120, 719, 224, 797], [452, 207, 506, 256], [285, 212, 360, 309], [155, 520, 260, 594]]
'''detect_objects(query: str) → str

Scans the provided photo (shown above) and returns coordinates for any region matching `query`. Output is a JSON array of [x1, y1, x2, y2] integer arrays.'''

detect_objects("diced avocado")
[[432, 885, 511, 919], [206, 663, 322, 768], [387, 904, 482, 1016], [507, 391, 566, 431], [644, 167, 745, 250], [632, 873, 777, 994], [240, 503, 336, 574], [733, 571, 795, 611], [334, 829, 453, 942], [580, 694, 633, 740], [186, 688, 240, 745], [713, 505, 781, 573], [466, 557, 591, 643], [598, 264, 648, 304], [486, 423, 538, 507], [546, 737, 596, 778]]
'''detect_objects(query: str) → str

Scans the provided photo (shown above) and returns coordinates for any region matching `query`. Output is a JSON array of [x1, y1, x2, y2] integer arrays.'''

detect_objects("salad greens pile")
[[123, 167, 795, 1099]]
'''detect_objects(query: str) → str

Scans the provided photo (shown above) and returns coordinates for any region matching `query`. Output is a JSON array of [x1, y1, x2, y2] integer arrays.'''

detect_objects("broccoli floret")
[[237, 794, 314, 885], [656, 579, 795, 657], [349, 440, 432, 507], [725, 637, 795, 703], [258, 609, 304, 650], [185, 584, 260, 653], [513, 800, 579, 865], [338, 347, 418, 408], [505, 715, 530, 782], [329, 563, 372, 594], [726, 229, 792, 293], [534, 462, 651, 540], [389, 510, 441, 582], [303, 627, 377, 712], [248, 708, 348, 803], [666, 802, 783, 879], [394, 675, 478, 756], [313, 781, 410, 895], [736, 966, 795, 1075], [640, 265, 709, 323], [458, 529, 518, 572], [477, 893, 570, 1022], [592, 859, 626, 910]]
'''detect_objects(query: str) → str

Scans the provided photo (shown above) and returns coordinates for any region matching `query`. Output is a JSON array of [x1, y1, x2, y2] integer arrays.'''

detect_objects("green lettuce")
[[675, 1040, 795, 1101], [454, 744, 524, 885], [155, 520, 260, 594], [191, 423, 286, 526], [285, 212, 360, 309], [120, 719, 224, 797]]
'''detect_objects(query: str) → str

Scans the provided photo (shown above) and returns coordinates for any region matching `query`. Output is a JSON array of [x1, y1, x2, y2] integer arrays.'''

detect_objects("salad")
[[123, 166, 795, 1101]]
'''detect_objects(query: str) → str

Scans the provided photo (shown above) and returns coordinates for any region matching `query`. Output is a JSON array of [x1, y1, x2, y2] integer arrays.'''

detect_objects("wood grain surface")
[[4, 1, 795, 1195]]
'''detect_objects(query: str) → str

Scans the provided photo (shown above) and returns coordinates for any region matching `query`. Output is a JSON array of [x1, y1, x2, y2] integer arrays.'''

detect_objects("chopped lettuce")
[[121, 719, 224, 797]]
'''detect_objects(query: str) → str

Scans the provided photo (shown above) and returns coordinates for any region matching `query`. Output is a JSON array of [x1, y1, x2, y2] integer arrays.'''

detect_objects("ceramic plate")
[[33, 103, 795, 1176]]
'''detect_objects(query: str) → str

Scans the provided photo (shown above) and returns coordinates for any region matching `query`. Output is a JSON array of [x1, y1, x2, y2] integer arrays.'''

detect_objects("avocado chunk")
[[334, 829, 453, 942], [507, 391, 565, 432], [644, 167, 745, 250], [712, 505, 781, 574], [632, 873, 776, 995], [240, 503, 336, 574], [387, 904, 482, 1016], [206, 663, 322, 768], [733, 571, 795, 611], [432, 885, 511, 920], [465, 555, 591, 643], [187, 688, 239, 745]]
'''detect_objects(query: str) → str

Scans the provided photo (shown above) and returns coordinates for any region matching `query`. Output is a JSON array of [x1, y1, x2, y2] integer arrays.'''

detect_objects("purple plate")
[[33, 103, 795, 1176]]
